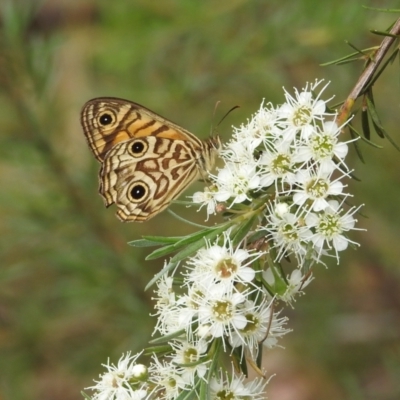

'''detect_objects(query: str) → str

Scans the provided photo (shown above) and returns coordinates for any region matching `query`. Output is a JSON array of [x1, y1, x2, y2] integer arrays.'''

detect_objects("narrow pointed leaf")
[[321, 46, 378, 66], [172, 224, 230, 248], [145, 224, 231, 260], [174, 380, 201, 400], [361, 101, 370, 140], [128, 238, 174, 247], [148, 328, 186, 344], [345, 40, 372, 57], [142, 235, 182, 244], [169, 224, 229, 264], [129, 235, 181, 248], [366, 98, 399, 149], [81, 392, 92, 400], [144, 260, 178, 290], [143, 344, 171, 355], [379, 128, 400, 151], [370, 29, 400, 38], [366, 95, 385, 138], [199, 379, 207, 400], [363, 49, 399, 92], [174, 389, 196, 400], [145, 242, 183, 260], [231, 215, 257, 247], [347, 122, 365, 163]]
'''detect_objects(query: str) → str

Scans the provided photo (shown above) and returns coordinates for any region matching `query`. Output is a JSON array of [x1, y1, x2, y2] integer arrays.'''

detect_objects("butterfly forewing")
[[81, 98, 202, 161]]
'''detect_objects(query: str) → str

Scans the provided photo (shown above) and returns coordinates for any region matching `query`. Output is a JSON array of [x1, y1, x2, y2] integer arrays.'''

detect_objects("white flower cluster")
[[87, 352, 149, 400], [194, 80, 363, 268], [88, 234, 284, 400], [146, 233, 288, 398], [86, 80, 364, 400]]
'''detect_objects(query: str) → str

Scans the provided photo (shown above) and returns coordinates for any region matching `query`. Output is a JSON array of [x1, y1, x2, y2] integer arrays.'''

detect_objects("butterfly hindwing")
[[99, 136, 200, 221]]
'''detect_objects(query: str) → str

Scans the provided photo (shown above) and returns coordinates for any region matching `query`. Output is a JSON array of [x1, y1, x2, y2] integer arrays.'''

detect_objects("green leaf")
[[170, 223, 232, 264], [256, 345, 263, 369], [173, 357, 209, 368], [174, 381, 201, 400], [361, 103, 370, 140], [370, 29, 400, 38], [174, 389, 195, 400], [148, 328, 186, 344], [144, 260, 179, 290], [172, 225, 228, 248], [366, 95, 400, 150], [81, 392, 92, 400], [143, 344, 171, 355], [199, 379, 208, 400], [363, 49, 399, 93], [320, 46, 378, 66], [142, 235, 182, 244], [145, 242, 183, 260], [232, 346, 248, 376], [345, 40, 372, 58], [347, 122, 365, 163], [146, 222, 232, 261], [145, 226, 220, 260], [247, 229, 267, 244], [231, 214, 257, 246], [128, 238, 171, 247], [348, 121, 382, 149]]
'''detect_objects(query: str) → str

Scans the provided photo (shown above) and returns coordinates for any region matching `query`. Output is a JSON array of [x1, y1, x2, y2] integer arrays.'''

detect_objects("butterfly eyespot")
[[129, 140, 148, 157], [99, 113, 113, 126], [129, 182, 149, 202]]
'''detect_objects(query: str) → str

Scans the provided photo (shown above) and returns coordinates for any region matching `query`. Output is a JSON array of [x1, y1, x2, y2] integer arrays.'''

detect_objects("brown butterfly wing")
[[100, 136, 202, 222], [80, 97, 202, 161]]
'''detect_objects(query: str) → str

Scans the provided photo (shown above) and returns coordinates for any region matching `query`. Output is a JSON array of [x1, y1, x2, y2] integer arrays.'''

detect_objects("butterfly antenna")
[[210, 102, 240, 137], [217, 105, 240, 127]]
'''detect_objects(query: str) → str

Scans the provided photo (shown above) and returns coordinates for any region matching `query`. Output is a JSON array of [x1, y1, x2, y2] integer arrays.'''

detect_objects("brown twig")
[[338, 17, 400, 126]]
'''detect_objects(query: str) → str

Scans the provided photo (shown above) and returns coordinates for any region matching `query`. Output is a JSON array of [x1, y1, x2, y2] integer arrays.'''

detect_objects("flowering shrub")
[[85, 80, 363, 400]]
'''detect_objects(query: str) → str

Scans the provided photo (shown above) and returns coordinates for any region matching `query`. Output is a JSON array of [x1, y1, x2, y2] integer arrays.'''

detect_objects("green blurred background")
[[1, 1, 399, 399]]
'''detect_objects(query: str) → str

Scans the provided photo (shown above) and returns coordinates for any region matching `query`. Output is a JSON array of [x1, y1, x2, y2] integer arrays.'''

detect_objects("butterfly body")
[[81, 98, 219, 222]]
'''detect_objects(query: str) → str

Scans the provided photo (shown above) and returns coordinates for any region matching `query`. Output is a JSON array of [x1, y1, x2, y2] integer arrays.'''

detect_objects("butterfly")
[[80, 97, 220, 222]]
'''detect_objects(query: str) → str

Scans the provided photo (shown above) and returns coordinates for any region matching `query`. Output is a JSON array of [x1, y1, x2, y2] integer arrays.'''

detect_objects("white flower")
[[192, 187, 218, 217], [295, 120, 351, 174], [185, 232, 259, 289], [210, 368, 269, 400], [196, 283, 248, 348], [169, 339, 209, 384], [152, 272, 182, 336], [153, 274, 175, 310], [87, 352, 149, 400], [261, 202, 313, 265], [149, 355, 189, 400], [258, 145, 298, 189], [221, 138, 258, 164], [232, 100, 283, 151], [173, 283, 208, 337], [263, 268, 314, 305], [292, 168, 346, 212], [278, 79, 333, 142], [212, 162, 261, 205], [229, 299, 290, 355], [305, 200, 362, 263]]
